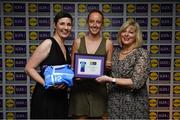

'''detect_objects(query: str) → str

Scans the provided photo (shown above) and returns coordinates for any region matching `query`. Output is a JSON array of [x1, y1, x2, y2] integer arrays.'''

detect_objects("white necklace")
[[120, 48, 135, 55]]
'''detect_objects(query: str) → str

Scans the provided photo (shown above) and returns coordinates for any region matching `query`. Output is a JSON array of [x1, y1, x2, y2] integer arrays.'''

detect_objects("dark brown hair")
[[54, 12, 73, 25]]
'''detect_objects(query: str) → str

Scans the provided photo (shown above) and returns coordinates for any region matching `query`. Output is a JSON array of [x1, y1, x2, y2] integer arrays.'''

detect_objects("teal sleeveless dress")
[[69, 36, 107, 117]]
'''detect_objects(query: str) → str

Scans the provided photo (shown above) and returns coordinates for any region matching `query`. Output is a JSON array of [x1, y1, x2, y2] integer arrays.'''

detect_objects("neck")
[[54, 35, 64, 44], [121, 45, 136, 55]]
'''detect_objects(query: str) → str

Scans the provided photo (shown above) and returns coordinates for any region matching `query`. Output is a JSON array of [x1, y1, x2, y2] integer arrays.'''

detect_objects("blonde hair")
[[118, 19, 143, 48]]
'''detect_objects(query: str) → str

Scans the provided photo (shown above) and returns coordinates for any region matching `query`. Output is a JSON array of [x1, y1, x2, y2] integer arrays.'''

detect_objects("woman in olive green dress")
[[69, 9, 113, 119]]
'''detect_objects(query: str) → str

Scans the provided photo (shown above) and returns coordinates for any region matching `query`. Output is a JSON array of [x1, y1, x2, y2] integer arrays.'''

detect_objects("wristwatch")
[[112, 78, 116, 83]]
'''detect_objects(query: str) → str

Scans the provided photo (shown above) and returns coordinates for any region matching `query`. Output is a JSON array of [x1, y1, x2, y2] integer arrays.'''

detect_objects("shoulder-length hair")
[[118, 19, 143, 48]]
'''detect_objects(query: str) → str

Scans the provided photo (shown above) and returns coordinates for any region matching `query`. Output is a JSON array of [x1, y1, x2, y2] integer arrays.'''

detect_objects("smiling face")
[[120, 25, 136, 47], [87, 12, 103, 36], [54, 17, 72, 39]]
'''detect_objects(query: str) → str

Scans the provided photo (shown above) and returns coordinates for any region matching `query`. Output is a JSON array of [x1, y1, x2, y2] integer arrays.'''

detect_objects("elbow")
[[24, 64, 29, 75], [131, 79, 146, 90]]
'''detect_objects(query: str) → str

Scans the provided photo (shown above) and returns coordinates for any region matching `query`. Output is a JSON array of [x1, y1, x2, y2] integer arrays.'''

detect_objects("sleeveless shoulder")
[[78, 36, 86, 53]]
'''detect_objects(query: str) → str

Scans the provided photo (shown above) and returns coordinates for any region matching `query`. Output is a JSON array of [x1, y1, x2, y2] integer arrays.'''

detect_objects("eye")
[[59, 22, 65, 25], [67, 23, 72, 27], [96, 20, 102, 24]]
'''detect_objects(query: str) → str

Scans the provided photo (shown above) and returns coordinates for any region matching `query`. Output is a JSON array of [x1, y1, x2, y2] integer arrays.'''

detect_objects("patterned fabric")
[[108, 47, 150, 119]]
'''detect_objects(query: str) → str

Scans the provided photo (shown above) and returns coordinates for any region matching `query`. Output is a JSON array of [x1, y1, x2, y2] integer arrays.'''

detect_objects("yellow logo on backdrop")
[[5, 31, 13, 40], [103, 32, 110, 39], [150, 45, 159, 54], [103, 18, 111, 27], [6, 112, 15, 120], [4, 17, 13, 26], [78, 17, 86, 27], [150, 72, 158, 81], [173, 112, 180, 119], [175, 59, 180, 67], [149, 99, 157, 107], [127, 4, 135, 13], [173, 99, 180, 107], [174, 72, 180, 81], [151, 4, 160, 13], [176, 18, 180, 27], [53, 4, 62, 13], [151, 18, 160, 27], [78, 32, 86, 38], [151, 31, 159, 40], [176, 4, 180, 13], [4, 3, 13, 12], [29, 45, 38, 54], [29, 31, 38, 40], [149, 85, 158, 94], [6, 85, 14, 94], [149, 112, 157, 120], [176, 31, 180, 40], [6, 99, 15, 108], [102, 4, 111, 13], [151, 59, 158, 68], [5, 59, 14, 68], [175, 45, 180, 54], [5, 45, 14, 54], [173, 86, 180, 94], [78, 4, 86, 13], [6, 72, 14, 81], [28, 3, 37, 13], [29, 17, 38, 26]]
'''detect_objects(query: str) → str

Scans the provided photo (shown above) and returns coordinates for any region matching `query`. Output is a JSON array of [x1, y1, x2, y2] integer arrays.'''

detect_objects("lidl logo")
[[4, 3, 13, 13], [78, 4, 86, 13], [102, 4, 111, 13], [28, 3, 37, 13], [53, 4, 62, 13], [151, 4, 160, 13], [127, 4, 135, 13]]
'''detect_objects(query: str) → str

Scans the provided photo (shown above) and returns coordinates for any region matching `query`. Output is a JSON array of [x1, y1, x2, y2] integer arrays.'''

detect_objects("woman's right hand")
[[96, 75, 112, 83]]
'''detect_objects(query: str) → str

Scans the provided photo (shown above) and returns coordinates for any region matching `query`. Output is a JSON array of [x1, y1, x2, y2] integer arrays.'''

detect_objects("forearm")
[[25, 68, 44, 85], [111, 77, 133, 86]]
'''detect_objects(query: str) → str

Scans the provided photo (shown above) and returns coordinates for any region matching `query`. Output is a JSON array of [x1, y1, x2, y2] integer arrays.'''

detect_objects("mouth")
[[123, 37, 130, 41]]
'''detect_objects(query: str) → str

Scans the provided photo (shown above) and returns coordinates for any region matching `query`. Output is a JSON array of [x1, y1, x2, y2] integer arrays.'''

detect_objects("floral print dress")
[[108, 47, 151, 119]]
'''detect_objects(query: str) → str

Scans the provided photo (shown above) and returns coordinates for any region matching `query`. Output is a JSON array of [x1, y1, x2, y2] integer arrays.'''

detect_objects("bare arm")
[[24, 39, 52, 85], [105, 39, 113, 68], [71, 37, 80, 68]]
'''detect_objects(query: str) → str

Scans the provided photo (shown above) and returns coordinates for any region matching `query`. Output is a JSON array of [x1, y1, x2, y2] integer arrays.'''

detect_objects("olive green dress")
[[69, 36, 107, 117]]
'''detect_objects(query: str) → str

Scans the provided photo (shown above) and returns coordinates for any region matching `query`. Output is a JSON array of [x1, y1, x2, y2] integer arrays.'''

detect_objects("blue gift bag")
[[43, 64, 74, 89]]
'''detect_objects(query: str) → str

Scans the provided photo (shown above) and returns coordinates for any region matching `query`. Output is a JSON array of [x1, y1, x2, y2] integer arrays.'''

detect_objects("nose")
[[64, 25, 68, 29], [92, 23, 97, 27], [125, 32, 128, 36]]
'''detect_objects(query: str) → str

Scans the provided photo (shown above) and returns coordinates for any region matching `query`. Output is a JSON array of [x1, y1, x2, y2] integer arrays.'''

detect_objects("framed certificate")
[[74, 53, 105, 78]]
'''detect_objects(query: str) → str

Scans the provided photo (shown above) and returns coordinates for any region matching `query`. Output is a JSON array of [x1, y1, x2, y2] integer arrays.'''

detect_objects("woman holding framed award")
[[69, 9, 113, 119]]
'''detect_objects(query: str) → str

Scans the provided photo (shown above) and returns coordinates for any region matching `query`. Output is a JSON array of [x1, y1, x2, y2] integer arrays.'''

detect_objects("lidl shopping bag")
[[43, 64, 74, 89]]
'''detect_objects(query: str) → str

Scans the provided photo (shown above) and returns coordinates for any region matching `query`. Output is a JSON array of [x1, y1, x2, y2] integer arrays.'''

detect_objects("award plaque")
[[74, 53, 105, 78]]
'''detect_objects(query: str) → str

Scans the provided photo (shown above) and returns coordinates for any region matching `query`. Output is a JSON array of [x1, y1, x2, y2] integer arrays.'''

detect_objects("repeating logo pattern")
[[0, 1, 179, 119]]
